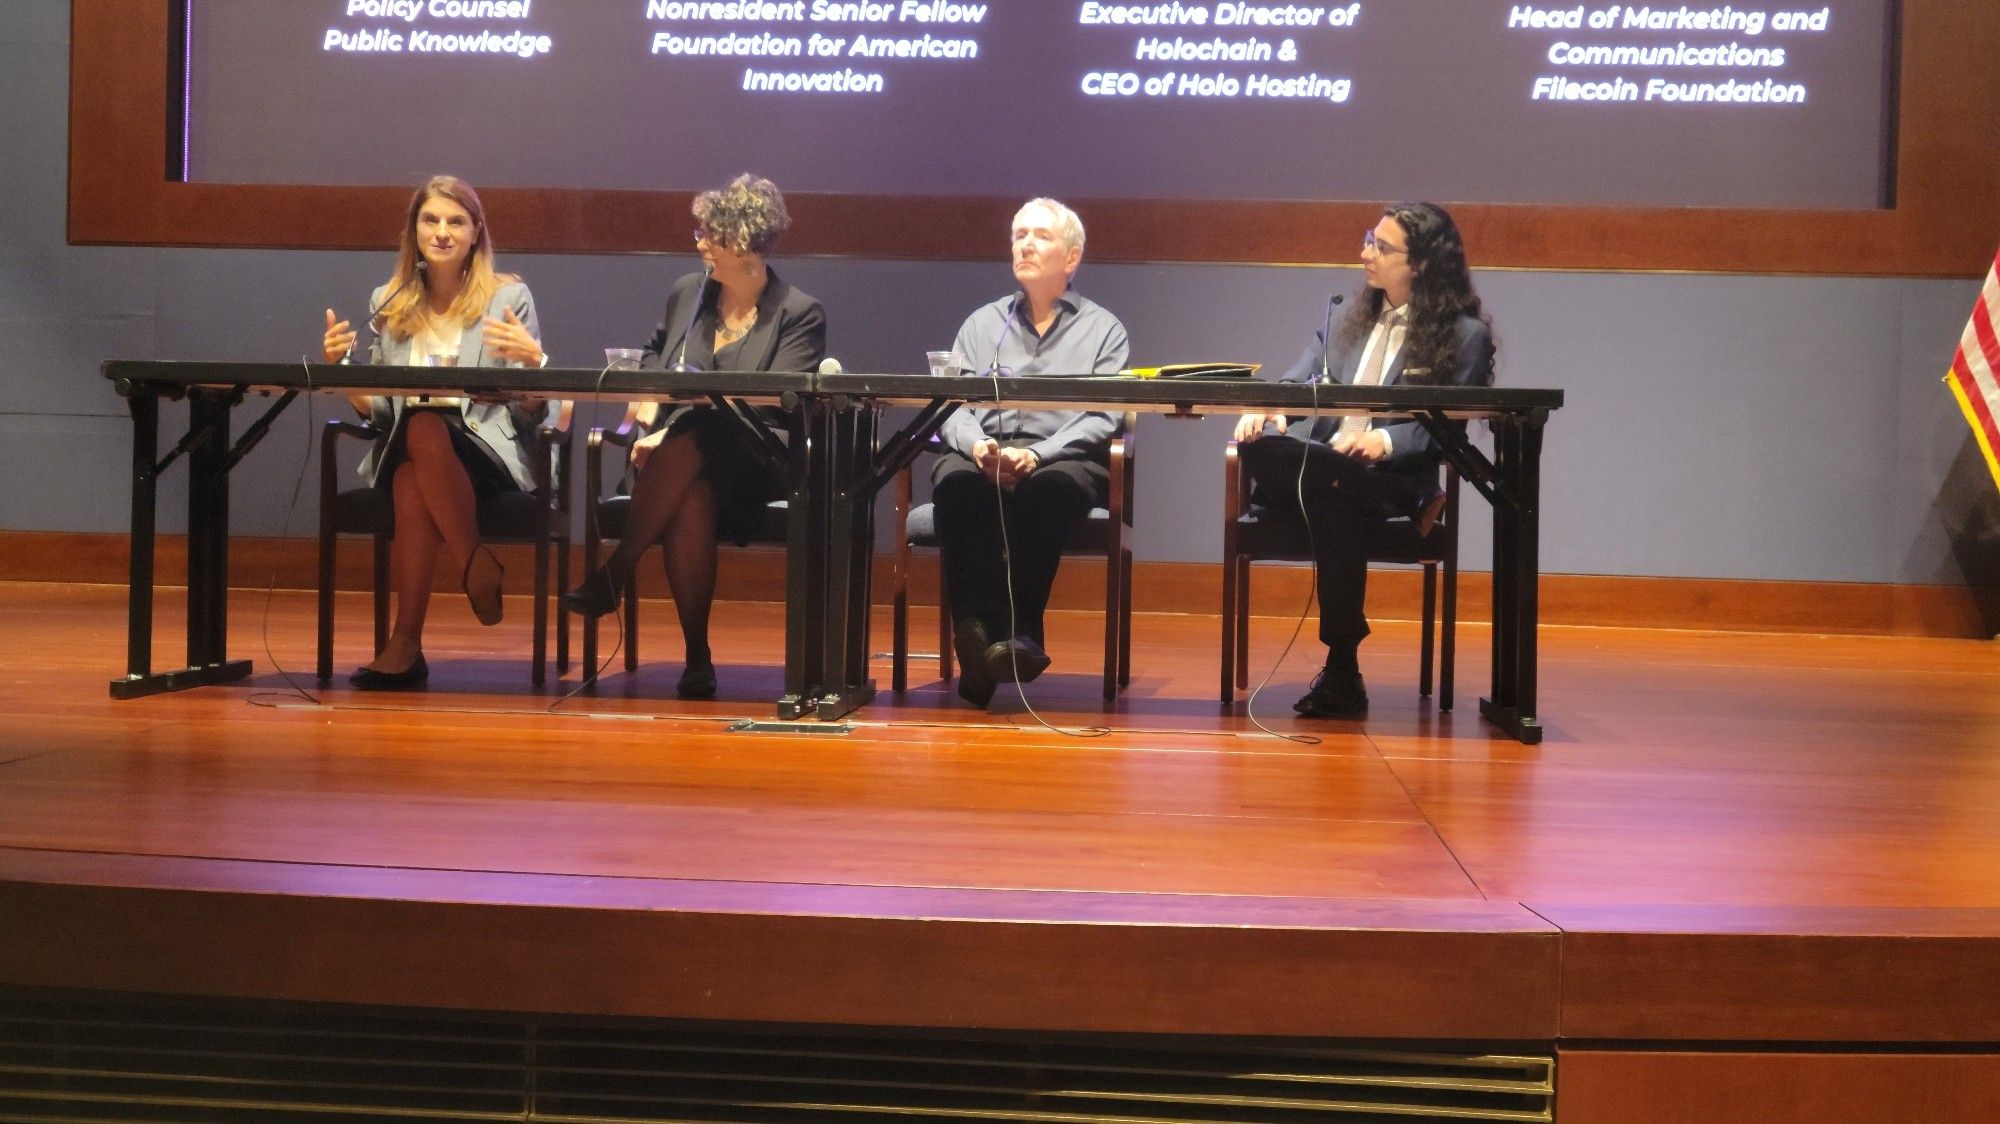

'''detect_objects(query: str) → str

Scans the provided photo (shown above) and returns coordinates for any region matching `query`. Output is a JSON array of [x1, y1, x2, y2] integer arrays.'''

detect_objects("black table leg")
[[815, 401, 878, 720], [1480, 413, 1544, 744], [185, 387, 252, 687], [110, 384, 252, 697], [777, 398, 831, 719], [109, 390, 160, 698]]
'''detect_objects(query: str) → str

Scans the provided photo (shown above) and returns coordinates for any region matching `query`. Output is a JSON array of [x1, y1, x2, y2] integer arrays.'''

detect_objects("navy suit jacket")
[[1275, 310, 1494, 478]]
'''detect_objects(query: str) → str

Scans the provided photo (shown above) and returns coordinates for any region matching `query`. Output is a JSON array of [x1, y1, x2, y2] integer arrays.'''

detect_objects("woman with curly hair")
[[563, 174, 826, 699], [1232, 201, 1496, 719]]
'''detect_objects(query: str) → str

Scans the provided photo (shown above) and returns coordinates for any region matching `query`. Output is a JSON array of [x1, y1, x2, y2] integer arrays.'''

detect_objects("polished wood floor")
[[4, 580, 2000, 1042]]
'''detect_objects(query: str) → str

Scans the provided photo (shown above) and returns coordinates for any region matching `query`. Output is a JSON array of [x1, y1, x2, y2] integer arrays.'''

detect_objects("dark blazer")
[[1277, 310, 1494, 475], [641, 268, 826, 374]]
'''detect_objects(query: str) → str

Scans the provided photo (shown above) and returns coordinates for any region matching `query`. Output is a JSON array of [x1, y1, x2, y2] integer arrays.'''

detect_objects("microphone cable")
[[546, 354, 631, 712], [554, 267, 714, 708], [257, 262, 435, 706], [248, 356, 328, 709], [981, 299, 1109, 739], [257, 271, 417, 709], [1239, 377, 1326, 746], [1243, 289, 1397, 745]]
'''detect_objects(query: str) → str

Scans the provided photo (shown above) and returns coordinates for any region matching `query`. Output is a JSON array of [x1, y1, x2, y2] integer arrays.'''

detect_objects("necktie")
[[1338, 307, 1403, 440]]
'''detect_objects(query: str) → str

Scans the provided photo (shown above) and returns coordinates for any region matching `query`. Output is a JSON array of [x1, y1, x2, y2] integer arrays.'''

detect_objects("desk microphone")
[[668, 266, 712, 372], [983, 292, 1022, 378], [985, 293, 1023, 443], [1316, 291, 1345, 384], [344, 260, 425, 365]]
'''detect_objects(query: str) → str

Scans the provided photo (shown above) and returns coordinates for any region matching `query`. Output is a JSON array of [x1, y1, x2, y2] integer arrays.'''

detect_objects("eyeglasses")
[[692, 228, 708, 245], [1363, 230, 1408, 256]]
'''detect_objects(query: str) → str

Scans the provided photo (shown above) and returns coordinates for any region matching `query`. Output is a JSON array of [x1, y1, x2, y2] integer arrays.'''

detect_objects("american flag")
[[1946, 248, 2000, 493]]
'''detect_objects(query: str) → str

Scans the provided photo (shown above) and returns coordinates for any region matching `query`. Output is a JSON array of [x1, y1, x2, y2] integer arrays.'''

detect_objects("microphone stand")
[[668, 267, 713, 373], [344, 260, 426, 366]]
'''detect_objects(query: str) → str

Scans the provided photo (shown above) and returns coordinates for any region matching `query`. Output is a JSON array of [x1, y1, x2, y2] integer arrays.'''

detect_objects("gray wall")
[[4, 2, 1989, 588]]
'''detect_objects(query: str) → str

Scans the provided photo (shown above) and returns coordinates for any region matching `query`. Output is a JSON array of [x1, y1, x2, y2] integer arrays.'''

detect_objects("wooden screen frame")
[[69, 0, 1999, 277]]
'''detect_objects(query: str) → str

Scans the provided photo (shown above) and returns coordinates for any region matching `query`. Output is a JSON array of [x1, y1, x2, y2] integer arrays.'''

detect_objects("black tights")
[[606, 431, 720, 665]]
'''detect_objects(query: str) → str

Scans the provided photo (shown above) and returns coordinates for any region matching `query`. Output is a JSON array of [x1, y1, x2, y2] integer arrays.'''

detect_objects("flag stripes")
[[1946, 250, 2000, 492]]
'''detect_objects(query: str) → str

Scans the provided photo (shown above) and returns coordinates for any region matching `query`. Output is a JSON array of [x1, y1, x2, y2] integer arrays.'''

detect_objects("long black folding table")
[[102, 362, 1560, 743], [99, 361, 836, 712], [810, 374, 1563, 744]]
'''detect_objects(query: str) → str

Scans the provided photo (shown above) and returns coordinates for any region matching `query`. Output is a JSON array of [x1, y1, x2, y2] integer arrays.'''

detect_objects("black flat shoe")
[[562, 567, 621, 618], [1294, 670, 1368, 719], [676, 661, 717, 700], [463, 545, 505, 626], [349, 653, 429, 691], [983, 635, 1052, 684]]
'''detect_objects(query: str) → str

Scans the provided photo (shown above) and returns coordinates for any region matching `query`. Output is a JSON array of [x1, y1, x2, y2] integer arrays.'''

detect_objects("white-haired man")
[[932, 198, 1131, 709]]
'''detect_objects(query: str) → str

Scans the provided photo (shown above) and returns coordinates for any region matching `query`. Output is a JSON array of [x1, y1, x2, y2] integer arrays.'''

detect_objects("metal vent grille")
[[0, 995, 1553, 1122]]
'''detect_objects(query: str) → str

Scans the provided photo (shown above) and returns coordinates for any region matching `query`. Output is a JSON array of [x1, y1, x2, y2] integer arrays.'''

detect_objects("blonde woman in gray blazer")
[[320, 175, 554, 690]]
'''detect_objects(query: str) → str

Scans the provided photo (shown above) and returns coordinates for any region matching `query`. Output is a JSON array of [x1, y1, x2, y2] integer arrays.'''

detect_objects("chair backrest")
[[1370, 468, 1458, 565], [1225, 440, 1455, 565], [902, 409, 1138, 546]]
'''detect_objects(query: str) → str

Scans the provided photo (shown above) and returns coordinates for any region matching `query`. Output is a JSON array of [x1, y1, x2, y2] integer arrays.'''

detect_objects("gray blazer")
[[356, 280, 554, 491]]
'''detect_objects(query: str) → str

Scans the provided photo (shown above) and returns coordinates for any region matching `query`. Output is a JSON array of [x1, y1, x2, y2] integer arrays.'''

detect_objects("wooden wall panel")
[[1557, 1051, 2000, 1124], [68, 1, 2000, 276], [3, 530, 1990, 637], [0, 874, 1561, 1040], [1547, 904, 2000, 1042]]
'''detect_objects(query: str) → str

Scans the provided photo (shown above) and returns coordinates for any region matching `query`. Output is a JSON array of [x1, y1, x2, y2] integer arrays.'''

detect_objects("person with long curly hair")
[[1233, 201, 1496, 719]]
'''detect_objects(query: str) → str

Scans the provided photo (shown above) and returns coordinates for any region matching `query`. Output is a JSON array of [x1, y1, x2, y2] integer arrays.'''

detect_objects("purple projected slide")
[[181, 1, 1898, 209]]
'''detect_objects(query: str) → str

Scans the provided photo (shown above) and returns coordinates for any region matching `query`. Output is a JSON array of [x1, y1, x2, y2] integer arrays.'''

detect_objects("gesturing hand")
[[480, 307, 543, 367], [322, 308, 356, 364]]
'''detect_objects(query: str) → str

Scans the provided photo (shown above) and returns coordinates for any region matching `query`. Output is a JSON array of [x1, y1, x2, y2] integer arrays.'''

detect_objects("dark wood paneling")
[[0, 863, 1560, 1039], [5, 530, 1986, 637], [1557, 1050, 2000, 1124], [1547, 905, 2000, 1042], [68, 1, 2000, 276]]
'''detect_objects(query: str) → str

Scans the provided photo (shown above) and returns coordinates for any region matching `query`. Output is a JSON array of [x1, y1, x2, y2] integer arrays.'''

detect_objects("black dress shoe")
[[349, 653, 429, 691], [983, 635, 1052, 684], [562, 567, 621, 618], [952, 618, 996, 709], [1294, 670, 1368, 718], [676, 660, 718, 700]]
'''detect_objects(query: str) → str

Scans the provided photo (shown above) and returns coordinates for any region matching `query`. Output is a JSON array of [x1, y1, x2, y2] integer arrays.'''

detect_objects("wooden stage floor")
[[4, 580, 2000, 1051]]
